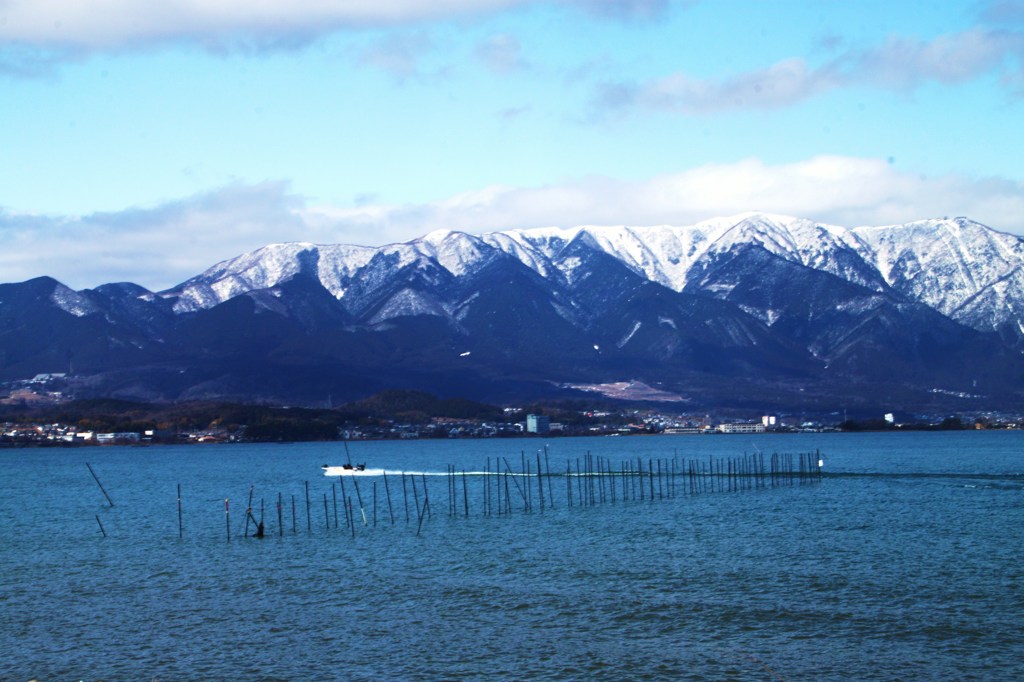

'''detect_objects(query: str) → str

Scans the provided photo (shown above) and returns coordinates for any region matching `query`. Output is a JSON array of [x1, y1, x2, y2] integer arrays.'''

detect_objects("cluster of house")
[[1, 424, 147, 444], [0, 424, 236, 445]]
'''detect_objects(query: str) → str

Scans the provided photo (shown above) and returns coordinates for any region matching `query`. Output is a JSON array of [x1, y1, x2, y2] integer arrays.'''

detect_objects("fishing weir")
[[83, 449, 824, 541]]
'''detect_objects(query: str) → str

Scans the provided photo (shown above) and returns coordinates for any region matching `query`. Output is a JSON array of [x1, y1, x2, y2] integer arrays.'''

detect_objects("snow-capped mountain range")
[[3, 212, 1023, 411], [168, 212, 1024, 340]]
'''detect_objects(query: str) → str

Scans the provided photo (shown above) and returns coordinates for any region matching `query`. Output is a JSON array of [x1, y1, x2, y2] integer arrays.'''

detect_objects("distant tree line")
[[839, 416, 969, 431]]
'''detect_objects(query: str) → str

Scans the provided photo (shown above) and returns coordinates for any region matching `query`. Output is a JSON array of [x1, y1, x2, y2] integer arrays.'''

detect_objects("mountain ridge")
[[2, 213, 1022, 411]]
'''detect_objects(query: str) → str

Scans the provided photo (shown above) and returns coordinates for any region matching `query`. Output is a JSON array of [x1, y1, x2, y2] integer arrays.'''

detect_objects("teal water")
[[1, 431, 1022, 680]]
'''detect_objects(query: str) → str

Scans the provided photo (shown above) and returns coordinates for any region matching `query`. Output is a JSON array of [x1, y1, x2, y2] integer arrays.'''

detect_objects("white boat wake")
[[322, 467, 538, 477]]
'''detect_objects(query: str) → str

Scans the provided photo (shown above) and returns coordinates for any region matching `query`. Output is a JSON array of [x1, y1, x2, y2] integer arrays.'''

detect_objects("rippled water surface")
[[2, 431, 1022, 680]]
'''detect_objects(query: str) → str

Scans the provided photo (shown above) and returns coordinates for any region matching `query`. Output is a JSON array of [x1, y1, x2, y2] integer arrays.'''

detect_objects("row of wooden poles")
[[218, 471, 437, 541], [88, 450, 823, 540], [451, 448, 823, 517]]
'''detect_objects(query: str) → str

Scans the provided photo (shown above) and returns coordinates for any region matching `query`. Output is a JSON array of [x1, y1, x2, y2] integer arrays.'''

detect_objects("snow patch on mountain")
[[368, 288, 448, 324], [617, 321, 642, 348], [51, 284, 98, 317]]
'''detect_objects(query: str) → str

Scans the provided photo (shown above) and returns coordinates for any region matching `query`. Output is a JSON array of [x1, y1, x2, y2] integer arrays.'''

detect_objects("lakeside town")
[[3, 405, 1021, 448], [2, 371, 1020, 447]]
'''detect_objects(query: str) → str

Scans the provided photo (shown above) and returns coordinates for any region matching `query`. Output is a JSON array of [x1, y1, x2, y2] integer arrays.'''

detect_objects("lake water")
[[1, 431, 1022, 680]]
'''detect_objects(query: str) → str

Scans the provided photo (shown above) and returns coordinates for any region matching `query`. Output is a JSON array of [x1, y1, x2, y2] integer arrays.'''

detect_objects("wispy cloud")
[[570, 0, 676, 22], [599, 57, 839, 114], [357, 32, 435, 80], [982, 0, 1024, 25], [0, 182, 313, 290], [847, 27, 1023, 88], [7, 156, 1018, 291], [475, 33, 527, 74], [598, 27, 1024, 114]]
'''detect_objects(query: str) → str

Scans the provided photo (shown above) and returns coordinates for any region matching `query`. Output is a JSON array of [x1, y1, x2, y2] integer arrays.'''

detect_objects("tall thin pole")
[[421, 474, 431, 520], [544, 446, 554, 510], [244, 484, 254, 537], [332, 483, 339, 529], [177, 483, 183, 539], [536, 452, 545, 512], [86, 463, 114, 507], [352, 478, 367, 526], [305, 481, 312, 533], [384, 473, 395, 525], [402, 473, 410, 524]]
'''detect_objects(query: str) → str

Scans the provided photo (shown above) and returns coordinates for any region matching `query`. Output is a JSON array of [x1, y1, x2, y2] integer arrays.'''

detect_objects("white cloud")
[[0, 1, 526, 49], [3, 157, 1021, 291], [309, 156, 1024, 237], [0, 0, 679, 54], [599, 28, 1024, 113], [0, 182, 314, 290]]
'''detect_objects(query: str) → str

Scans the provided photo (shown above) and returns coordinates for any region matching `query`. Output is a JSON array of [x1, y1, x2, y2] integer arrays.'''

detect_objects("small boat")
[[322, 441, 374, 476], [322, 463, 380, 476], [322, 462, 364, 470]]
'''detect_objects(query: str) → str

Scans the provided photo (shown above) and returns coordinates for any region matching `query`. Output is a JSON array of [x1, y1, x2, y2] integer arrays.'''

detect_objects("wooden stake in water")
[[421, 474, 432, 520], [535, 452, 545, 512], [383, 472, 395, 525], [177, 483, 183, 539], [332, 483, 339, 528], [225, 499, 231, 543], [566, 460, 573, 508], [546, 447, 554, 510], [86, 463, 114, 507], [338, 477, 350, 528], [402, 473, 410, 524], [305, 481, 312, 533], [502, 457, 528, 510], [95, 514, 106, 538], [411, 475, 421, 523], [352, 477, 367, 526], [347, 497, 355, 538], [244, 484, 254, 537]]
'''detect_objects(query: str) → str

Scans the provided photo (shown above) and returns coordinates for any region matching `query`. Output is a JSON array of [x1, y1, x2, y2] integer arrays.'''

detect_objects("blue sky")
[[1, 0, 1022, 290]]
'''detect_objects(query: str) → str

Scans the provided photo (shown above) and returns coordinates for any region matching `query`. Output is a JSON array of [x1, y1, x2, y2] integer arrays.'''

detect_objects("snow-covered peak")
[[414, 230, 498, 277], [165, 242, 320, 312], [852, 217, 1024, 320], [152, 214, 1023, 341]]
